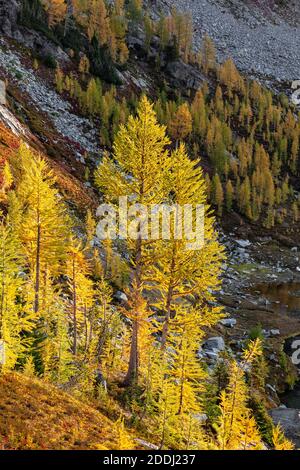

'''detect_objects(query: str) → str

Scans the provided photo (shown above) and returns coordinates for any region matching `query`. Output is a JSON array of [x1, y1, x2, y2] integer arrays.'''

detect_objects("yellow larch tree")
[[201, 34, 216, 75], [66, 239, 94, 356], [0, 220, 35, 370], [152, 143, 224, 349], [215, 339, 264, 450], [41, 0, 67, 26], [272, 425, 294, 450], [9, 144, 70, 316], [95, 96, 171, 386], [168, 103, 192, 146]]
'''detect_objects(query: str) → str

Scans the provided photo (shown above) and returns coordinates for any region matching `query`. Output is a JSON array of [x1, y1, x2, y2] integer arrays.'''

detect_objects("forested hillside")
[[0, 0, 299, 451]]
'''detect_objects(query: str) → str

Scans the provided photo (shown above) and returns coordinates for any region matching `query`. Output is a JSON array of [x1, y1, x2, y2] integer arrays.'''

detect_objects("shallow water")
[[281, 383, 300, 408], [250, 282, 300, 316]]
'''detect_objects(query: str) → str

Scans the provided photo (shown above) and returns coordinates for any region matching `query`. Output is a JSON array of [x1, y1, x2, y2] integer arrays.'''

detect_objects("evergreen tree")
[[10, 144, 69, 315], [215, 340, 263, 450], [272, 425, 294, 450], [201, 34, 216, 75], [0, 221, 34, 370], [168, 103, 192, 146], [66, 240, 93, 356], [211, 174, 224, 216], [226, 179, 234, 211], [95, 96, 171, 386], [152, 144, 224, 348]]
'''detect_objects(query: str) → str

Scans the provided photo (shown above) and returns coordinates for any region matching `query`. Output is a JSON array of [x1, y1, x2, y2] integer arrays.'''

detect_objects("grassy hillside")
[[0, 372, 127, 450]]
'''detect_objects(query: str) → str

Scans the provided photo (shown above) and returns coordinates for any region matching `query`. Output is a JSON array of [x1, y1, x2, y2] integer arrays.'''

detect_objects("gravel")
[[158, 0, 300, 88], [0, 40, 99, 155]]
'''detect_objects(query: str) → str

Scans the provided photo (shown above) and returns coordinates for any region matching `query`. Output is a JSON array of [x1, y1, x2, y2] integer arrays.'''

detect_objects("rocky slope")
[[155, 0, 300, 91], [0, 0, 299, 446], [0, 39, 99, 155]]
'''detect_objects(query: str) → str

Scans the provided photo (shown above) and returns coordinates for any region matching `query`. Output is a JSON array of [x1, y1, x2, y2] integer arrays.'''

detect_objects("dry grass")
[[0, 372, 124, 450]]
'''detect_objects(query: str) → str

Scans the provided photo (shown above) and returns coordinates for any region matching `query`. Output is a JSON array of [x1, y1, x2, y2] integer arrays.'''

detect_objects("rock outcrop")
[[155, 0, 300, 91], [0, 41, 98, 155], [166, 60, 205, 91], [0, 0, 69, 63], [0, 0, 21, 37], [270, 408, 300, 448]]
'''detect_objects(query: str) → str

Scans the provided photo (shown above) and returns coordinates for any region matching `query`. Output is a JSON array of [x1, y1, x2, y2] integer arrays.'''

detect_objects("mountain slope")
[[0, 0, 299, 450], [156, 0, 300, 90], [0, 372, 123, 450]]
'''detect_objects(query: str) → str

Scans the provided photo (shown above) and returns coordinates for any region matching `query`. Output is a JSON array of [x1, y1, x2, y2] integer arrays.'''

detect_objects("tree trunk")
[[178, 334, 185, 415], [161, 249, 176, 349], [124, 318, 139, 386], [34, 224, 41, 314], [96, 298, 107, 360], [159, 398, 168, 450], [124, 236, 142, 387], [72, 256, 77, 355], [84, 303, 88, 353], [161, 287, 173, 350]]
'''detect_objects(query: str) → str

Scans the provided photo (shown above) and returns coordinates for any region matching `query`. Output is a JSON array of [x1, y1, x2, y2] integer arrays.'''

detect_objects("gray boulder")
[[115, 291, 128, 303], [193, 413, 208, 424], [165, 60, 204, 91], [94, 369, 107, 392], [236, 239, 251, 248], [270, 329, 281, 337], [269, 408, 300, 448], [220, 318, 237, 328], [204, 336, 225, 352], [0, 0, 20, 37], [204, 351, 219, 361]]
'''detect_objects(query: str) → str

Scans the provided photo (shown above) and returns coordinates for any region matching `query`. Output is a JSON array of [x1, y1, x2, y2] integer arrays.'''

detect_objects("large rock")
[[199, 336, 226, 363], [19, 29, 70, 63], [193, 413, 208, 424], [0, 0, 21, 37], [220, 318, 237, 328], [165, 60, 204, 91], [204, 351, 219, 361], [203, 336, 225, 352], [115, 291, 128, 303], [236, 239, 251, 248], [269, 408, 300, 448], [0, 1, 69, 64], [270, 329, 280, 337]]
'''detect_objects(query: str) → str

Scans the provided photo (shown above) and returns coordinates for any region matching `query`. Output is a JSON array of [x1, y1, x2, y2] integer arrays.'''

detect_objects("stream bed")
[[250, 282, 300, 316]]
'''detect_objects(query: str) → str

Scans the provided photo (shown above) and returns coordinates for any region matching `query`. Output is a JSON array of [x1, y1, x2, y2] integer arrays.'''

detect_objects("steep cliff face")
[[0, 0, 21, 37], [154, 0, 300, 89]]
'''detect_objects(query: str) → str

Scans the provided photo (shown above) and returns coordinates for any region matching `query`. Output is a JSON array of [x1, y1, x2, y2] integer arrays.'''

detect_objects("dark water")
[[282, 383, 300, 408], [250, 282, 300, 316]]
